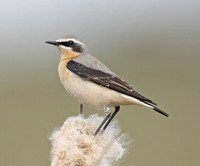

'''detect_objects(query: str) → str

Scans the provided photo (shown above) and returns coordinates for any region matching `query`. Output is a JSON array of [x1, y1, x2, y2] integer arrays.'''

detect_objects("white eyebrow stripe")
[[56, 38, 84, 46]]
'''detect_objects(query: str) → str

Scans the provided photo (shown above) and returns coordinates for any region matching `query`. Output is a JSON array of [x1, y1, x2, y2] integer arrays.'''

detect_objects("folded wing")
[[67, 60, 157, 106]]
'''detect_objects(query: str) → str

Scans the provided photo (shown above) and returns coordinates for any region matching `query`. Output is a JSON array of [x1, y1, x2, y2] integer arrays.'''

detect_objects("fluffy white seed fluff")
[[49, 114, 128, 166]]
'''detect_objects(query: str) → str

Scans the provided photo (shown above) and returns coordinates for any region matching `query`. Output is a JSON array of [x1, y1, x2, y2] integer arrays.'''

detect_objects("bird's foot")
[[104, 106, 111, 115]]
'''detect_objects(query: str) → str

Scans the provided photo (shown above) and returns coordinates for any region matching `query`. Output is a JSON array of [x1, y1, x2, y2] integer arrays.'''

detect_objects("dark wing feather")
[[67, 60, 157, 105]]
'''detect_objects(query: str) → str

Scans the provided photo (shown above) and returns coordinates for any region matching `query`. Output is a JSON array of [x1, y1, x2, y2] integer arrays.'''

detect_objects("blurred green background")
[[0, 0, 200, 165]]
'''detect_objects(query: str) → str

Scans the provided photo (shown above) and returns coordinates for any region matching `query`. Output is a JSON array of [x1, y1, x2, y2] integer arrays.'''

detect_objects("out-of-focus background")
[[0, 0, 200, 165]]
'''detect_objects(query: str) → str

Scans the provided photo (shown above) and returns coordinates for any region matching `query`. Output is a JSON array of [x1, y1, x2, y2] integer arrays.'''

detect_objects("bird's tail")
[[121, 94, 169, 117], [141, 99, 169, 117], [151, 105, 169, 117]]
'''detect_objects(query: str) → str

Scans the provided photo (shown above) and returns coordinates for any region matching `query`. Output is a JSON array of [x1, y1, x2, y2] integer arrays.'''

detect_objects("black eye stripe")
[[68, 40, 74, 45], [59, 40, 74, 47], [58, 40, 83, 53]]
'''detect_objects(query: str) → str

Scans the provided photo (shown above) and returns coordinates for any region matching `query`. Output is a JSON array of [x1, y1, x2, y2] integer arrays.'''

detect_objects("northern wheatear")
[[46, 35, 168, 136]]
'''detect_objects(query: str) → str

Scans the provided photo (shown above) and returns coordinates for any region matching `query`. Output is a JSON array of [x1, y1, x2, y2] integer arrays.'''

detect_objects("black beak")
[[45, 41, 59, 46]]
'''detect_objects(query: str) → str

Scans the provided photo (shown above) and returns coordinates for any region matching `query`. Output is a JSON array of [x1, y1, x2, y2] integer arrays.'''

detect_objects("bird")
[[45, 35, 169, 136]]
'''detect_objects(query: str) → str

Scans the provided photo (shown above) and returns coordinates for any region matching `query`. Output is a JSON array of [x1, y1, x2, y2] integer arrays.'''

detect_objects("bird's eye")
[[68, 40, 74, 46]]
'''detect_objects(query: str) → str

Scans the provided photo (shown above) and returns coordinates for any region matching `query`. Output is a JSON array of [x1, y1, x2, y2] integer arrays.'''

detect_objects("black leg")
[[80, 104, 83, 115], [94, 112, 111, 136], [103, 106, 120, 131]]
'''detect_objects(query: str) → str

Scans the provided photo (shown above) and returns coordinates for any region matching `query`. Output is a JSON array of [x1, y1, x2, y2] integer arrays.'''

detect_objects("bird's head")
[[46, 36, 85, 60]]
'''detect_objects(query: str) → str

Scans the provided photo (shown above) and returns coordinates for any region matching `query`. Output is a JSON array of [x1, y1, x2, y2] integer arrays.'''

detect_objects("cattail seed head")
[[50, 114, 128, 166]]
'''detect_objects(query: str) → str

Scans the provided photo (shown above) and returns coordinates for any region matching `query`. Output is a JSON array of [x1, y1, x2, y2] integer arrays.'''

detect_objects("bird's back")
[[74, 54, 117, 76]]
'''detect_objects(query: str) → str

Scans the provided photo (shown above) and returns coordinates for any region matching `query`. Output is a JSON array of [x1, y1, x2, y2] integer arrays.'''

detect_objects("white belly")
[[61, 71, 118, 109]]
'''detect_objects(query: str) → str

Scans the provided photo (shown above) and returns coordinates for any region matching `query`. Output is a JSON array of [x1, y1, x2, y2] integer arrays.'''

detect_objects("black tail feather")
[[153, 106, 169, 117]]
